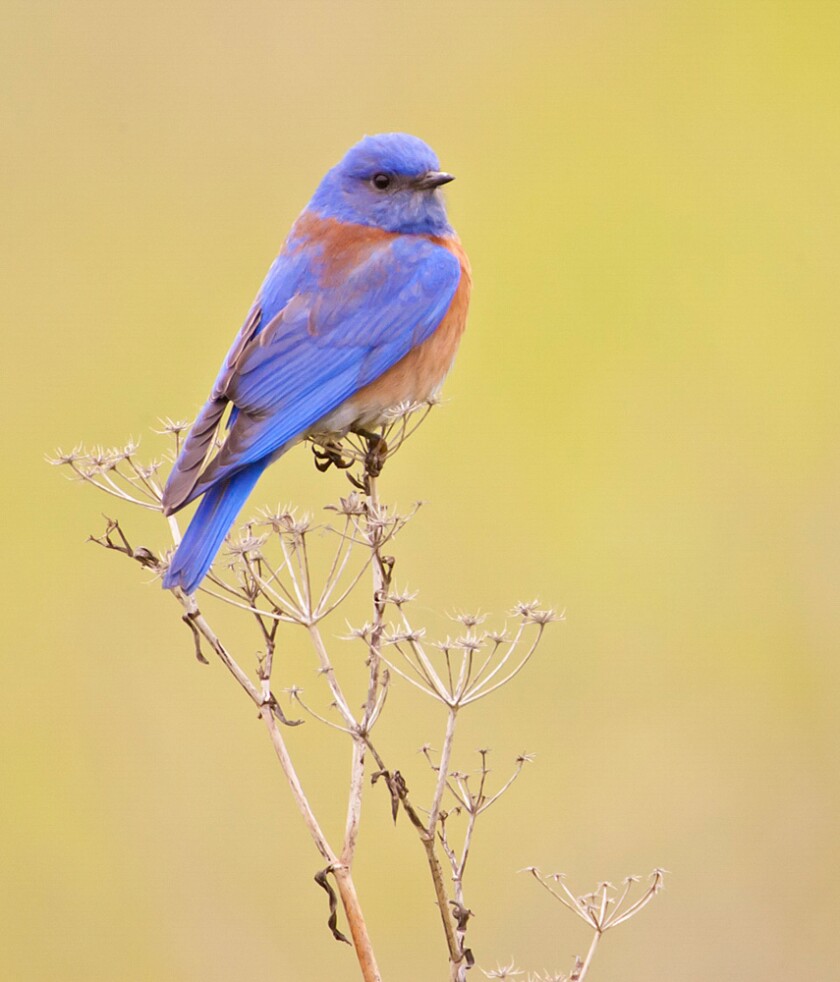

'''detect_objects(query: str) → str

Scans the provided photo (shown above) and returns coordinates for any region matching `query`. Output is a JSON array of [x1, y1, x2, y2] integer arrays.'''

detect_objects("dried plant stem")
[[401, 717, 468, 975], [340, 468, 388, 869], [171, 579, 382, 982], [308, 624, 357, 724], [577, 929, 601, 982], [174, 590, 262, 705], [260, 706, 381, 982], [62, 419, 562, 981], [366, 470, 466, 979], [259, 705, 333, 862], [330, 864, 382, 982], [341, 737, 367, 866], [427, 834, 464, 980], [362, 735, 463, 969], [428, 709, 472, 980], [428, 706, 458, 832]]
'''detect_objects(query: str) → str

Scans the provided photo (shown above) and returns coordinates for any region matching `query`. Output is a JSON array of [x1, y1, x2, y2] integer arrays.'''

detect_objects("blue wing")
[[163, 223, 461, 513]]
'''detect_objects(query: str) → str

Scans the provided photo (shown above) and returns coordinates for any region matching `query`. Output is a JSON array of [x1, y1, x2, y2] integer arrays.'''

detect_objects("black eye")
[[371, 173, 391, 190]]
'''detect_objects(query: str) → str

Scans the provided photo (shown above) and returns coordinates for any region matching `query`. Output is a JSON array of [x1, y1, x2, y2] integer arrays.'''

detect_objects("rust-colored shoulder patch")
[[291, 212, 398, 288]]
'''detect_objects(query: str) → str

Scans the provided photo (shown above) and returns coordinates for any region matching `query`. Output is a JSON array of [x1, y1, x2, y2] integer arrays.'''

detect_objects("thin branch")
[[576, 929, 601, 982], [307, 624, 358, 728], [341, 737, 367, 866], [428, 707, 458, 834], [260, 705, 382, 982]]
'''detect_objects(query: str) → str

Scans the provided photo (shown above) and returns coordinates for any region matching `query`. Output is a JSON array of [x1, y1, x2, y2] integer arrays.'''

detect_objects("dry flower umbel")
[[52, 402, 565, 982]]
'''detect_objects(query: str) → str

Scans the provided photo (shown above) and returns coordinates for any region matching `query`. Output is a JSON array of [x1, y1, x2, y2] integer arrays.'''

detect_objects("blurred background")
[[3, 1, 839, 979]]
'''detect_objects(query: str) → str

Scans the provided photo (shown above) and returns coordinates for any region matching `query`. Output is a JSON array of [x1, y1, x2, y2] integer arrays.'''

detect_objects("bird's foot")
[[312, 440, 354, 473], [345, 430, 388, 492], [355, 429, 388, 479]]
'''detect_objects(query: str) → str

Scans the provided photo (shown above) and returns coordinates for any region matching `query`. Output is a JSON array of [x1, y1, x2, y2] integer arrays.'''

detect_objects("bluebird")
[[161, 133, 471, 593]]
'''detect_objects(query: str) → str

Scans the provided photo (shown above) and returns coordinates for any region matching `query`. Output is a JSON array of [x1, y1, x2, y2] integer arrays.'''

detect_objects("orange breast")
[[347, 234, 472, 420], [290, 212, 399, 286]]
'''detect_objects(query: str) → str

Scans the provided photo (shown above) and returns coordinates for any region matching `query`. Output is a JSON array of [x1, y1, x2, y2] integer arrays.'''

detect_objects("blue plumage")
[[161, 133, 465, 593], [163, 462, 266, 595]]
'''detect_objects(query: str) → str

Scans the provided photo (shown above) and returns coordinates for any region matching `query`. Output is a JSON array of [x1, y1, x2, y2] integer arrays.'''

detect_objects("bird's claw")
[[364, 434, 387, 478], [312, 441, 354, 472]]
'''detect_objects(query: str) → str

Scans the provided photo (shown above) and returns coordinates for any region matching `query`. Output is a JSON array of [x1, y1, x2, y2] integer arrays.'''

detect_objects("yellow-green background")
[[4, 1, 839, 979]]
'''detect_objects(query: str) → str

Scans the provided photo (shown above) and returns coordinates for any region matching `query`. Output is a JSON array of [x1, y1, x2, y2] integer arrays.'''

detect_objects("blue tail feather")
[[162, 461, 266, 594]]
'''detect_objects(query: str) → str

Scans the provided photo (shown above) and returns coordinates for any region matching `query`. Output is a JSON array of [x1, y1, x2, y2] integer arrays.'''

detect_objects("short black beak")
[[415, 170, 455, 190]]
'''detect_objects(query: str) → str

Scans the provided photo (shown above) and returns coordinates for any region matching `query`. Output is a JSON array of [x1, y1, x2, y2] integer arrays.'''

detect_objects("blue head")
[[308, 133, 455, 236]]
